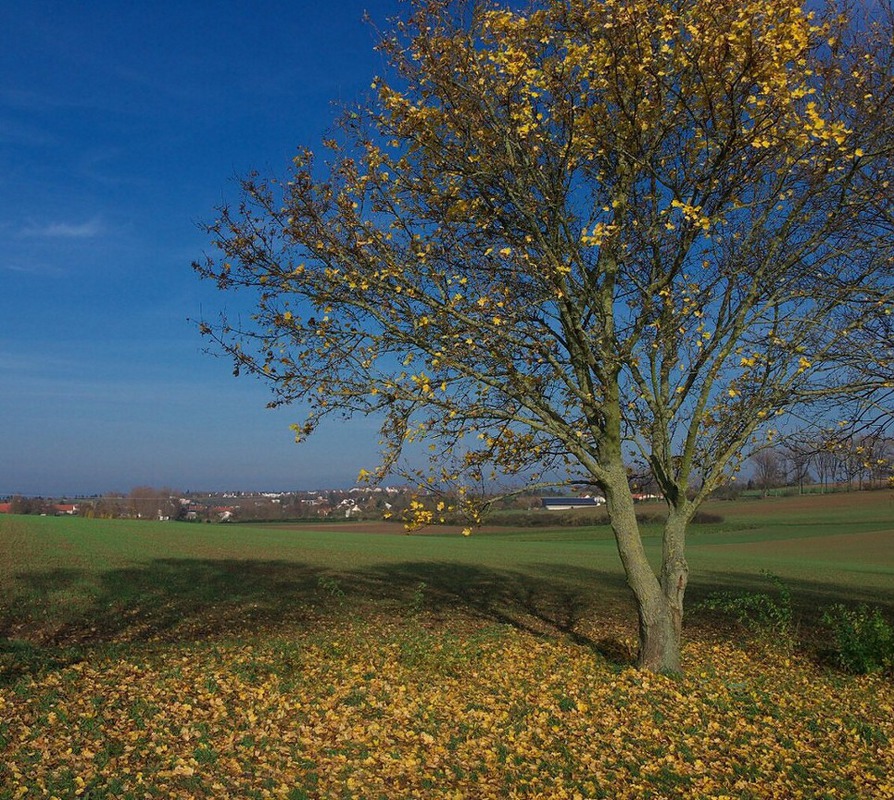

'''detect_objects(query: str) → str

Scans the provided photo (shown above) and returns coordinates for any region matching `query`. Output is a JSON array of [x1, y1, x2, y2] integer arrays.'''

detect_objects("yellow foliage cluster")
[[461, 0, 846, 171], [3, 621, 893, 799]]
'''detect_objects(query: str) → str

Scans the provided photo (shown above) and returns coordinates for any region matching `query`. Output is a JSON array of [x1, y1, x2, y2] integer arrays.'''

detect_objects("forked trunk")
[[604, 470, 688, 673]]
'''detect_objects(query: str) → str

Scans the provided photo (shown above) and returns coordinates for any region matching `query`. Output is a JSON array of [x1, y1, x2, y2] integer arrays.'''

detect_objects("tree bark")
[[602, 468, 685, 673], [637, 601, 683, 673], [655, 511, 689, 672]]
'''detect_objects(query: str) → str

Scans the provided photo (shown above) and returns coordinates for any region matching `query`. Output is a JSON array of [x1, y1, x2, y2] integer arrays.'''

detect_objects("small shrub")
[[691, 511, 724, 525], [409, 581, 427, 615], [822, 604, 894, 674], [699, 571, 795, 649], [317, 575, 346, 605]]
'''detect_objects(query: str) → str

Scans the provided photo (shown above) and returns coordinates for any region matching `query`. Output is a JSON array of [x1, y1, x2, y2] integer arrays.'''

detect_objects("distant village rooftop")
[[541, 496, 605, 511]]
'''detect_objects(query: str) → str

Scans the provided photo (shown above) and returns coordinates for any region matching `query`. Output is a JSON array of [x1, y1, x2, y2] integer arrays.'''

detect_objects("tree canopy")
[[196, 0, 894, 671]]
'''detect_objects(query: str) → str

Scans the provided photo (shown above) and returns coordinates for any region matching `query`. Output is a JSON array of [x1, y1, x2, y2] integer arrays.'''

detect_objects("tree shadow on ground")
[[341, 560, 638, 658], [3, 557, 889, 685], [0, 557, 637, 683], [1, 559, 327, 645]]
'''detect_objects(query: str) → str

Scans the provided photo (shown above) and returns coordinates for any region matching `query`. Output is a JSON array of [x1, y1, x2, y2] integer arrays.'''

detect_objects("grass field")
[[1, 492, 893, 798]]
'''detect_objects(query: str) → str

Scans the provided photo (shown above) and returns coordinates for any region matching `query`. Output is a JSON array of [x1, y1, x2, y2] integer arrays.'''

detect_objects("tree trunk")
[[603, 468, 686, 673], [637, 599, 683, 673], [653, 512, 689, 673]]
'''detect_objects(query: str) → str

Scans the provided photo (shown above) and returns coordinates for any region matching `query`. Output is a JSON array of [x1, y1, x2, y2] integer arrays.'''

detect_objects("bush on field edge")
[[822, 604, 894, 675], [699, 573, 894, 676]]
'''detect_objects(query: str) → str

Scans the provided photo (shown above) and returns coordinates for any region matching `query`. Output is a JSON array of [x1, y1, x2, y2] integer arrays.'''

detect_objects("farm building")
[[542, 496, 605, 511]]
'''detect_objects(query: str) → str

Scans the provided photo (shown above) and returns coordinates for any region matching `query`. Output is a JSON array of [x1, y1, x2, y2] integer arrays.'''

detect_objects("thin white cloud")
[[20, 216, 104, 239], [0, 262, 58, 275]]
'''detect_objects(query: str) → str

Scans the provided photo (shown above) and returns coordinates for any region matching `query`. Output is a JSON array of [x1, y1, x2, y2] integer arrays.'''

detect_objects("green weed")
[[317, 575, 346, 605], [698, 571, 796, 650], [822, 604, 894, 674]]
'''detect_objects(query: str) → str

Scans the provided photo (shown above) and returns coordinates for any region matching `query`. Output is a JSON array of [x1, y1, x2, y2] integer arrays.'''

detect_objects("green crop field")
[[1, 492, 893, 799]]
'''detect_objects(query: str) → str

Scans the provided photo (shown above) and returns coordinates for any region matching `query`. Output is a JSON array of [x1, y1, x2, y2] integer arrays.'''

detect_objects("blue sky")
[[1, 0, 402, 496]]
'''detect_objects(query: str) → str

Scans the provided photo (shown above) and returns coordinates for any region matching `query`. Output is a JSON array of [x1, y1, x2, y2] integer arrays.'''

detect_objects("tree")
[[783, 441, 813, 494], [751, 448, 785, 495], [840, 430, 894, 489], [814, 446, 840, 491], [9, 495, 50, 515], [128, 487, 182, 521], [195, 0, 894, 672]]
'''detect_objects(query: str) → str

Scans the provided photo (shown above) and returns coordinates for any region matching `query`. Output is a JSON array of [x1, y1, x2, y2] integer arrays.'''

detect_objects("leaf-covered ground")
[[2, 616, 892, 800], [2, 505, 892, 798]]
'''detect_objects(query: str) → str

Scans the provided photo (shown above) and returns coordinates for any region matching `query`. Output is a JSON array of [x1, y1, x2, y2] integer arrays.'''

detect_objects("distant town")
[[0, 483, 641, 524], [0, 485, 579, 522], [0, 486, 416, 523], [1, 452, 888, 525]]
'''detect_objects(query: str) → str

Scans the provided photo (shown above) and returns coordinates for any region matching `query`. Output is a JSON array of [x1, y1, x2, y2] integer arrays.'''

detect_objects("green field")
[[1, 492, 893, 798], [2, 491, 891, 646]]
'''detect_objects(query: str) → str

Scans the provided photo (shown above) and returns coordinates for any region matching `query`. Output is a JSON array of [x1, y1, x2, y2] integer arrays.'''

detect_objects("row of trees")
[[2, 492, 180, 519], [76, 487, 183, 520], [4, 496, 63, 515], [751, 430, 893, 494]]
